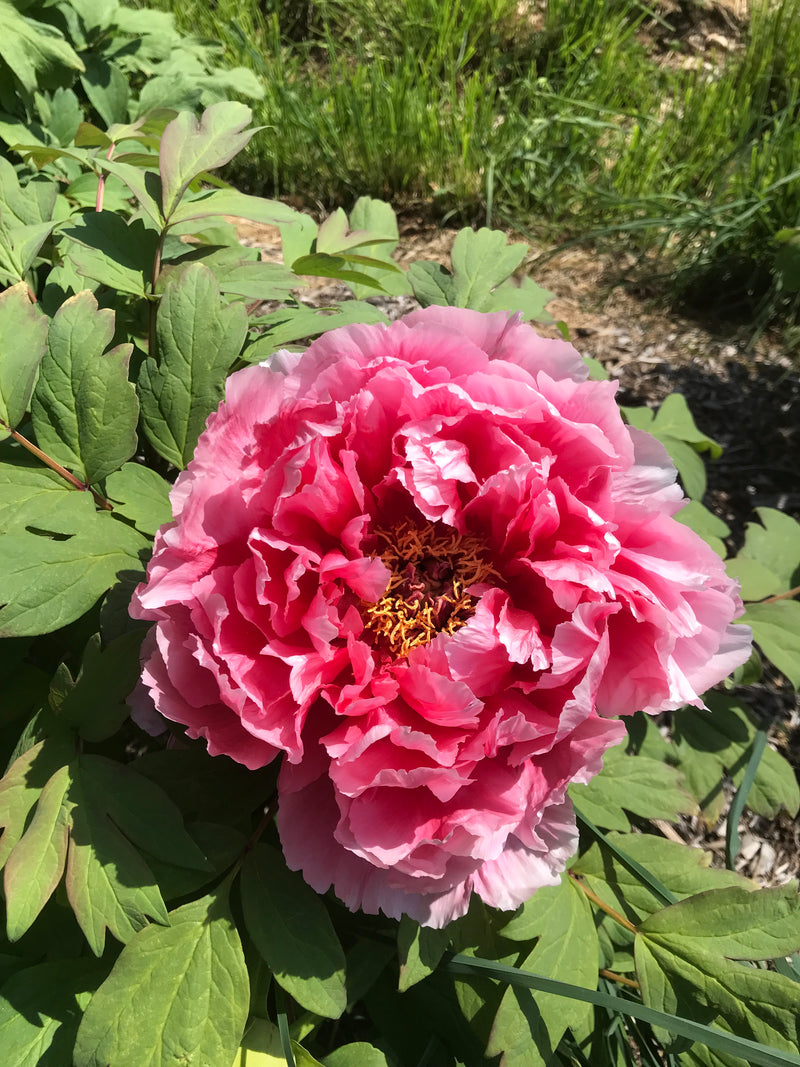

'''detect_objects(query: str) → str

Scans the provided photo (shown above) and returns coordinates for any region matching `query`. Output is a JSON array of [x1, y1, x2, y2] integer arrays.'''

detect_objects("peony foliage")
[[0, 99, 799, 1067]]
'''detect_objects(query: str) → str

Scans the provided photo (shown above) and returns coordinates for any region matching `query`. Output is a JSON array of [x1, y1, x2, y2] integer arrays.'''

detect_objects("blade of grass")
[[446, 954, 800, 1067], [572, 804, 677, 907], [725, 727, 768, 869]]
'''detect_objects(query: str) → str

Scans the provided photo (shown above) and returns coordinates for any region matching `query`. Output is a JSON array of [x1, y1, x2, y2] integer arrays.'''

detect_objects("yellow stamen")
[[363, 520, 498, 656]]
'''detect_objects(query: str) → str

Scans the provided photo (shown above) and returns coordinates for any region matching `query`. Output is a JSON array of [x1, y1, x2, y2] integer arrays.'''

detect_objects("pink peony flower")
[[131, 307, 751, 927]]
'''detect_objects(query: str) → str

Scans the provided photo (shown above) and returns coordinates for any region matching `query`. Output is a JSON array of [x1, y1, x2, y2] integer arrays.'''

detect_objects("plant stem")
[[569, 874, 638, 934], [148, 229, 167, 357], [229, 798, 278, 879], [599, 969, 640, 990], [2, 420, 113, 510], [95, 142, 116, 212], [762, 584, 800, 604]]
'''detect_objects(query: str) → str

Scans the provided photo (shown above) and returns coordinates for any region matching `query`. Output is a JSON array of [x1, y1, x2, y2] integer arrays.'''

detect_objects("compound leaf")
[[159, 102, 256, 220], [139, 262, 246, 468], [65, 755, 170, 955], [104, 462, 172, 536], [488, 877, 596, 1066], [31, 290, 138, 484], [73, 890, 249, 1067], [569, 741, 696, 830], [0, 281, 48, 437], [0, 513, 147, 637]]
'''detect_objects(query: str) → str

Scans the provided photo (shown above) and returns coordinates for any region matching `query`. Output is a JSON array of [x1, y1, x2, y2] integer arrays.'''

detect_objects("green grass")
[[142, 0, 800, 333]]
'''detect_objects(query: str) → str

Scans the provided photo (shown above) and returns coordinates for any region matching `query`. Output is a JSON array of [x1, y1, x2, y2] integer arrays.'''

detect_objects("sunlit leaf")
[[105, 462, 172, 536], [488, 878, 596, 1065], [569, 740, 696, 829], [74, 890, 249, 1066], [31, 290, 138, 484], [159, 102, 256, 220], [0, 282, 48, 438], [0, 513, 147, 637], [138, 262, 247, 468]]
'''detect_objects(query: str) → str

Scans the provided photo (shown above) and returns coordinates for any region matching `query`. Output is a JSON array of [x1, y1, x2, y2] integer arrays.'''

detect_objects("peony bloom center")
[[363, 520, 499, 656]]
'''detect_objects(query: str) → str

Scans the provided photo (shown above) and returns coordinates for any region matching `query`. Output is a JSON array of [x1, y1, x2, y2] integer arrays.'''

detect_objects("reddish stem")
[[3, 421, 113, 511], [569, 873, 639, 935], [762, 584, 800, 604], [599, 969, 640, 990]]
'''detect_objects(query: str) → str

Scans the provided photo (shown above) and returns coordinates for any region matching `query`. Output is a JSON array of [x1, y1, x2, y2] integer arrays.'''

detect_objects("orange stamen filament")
[[363, 520, 498, 656]]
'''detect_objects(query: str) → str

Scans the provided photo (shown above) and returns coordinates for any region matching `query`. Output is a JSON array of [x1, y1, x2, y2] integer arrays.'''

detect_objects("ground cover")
[[146, 0, 800, 340]]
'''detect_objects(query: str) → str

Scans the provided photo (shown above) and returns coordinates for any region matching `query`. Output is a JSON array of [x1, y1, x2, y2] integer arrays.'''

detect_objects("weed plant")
[[142, 0, 800, 332]]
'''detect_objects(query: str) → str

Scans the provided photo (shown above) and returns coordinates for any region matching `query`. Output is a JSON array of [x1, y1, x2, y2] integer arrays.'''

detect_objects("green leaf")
[[291, 252, 385, 290], [568, 740, 696, 830], [0, 736, 75, 867], [635, 935, 800, 1056], [31, 290, 138, 484], [673, 696, 800, 823], [98, 157, 163, 227], [736, 508, 800, 591], [0, 959, 102, 1067], [279, 213, 317, 271], [397, 915, 450, 991], [651, 394, 722, 457], [0, 457, 96, 535], [73, 889, 249, 1067], [60, 213, 156, 297], [346, 197, 411, 299], [640, 883, 800, 961], [139, 262, 247, 468], [447, 227, 528, 310], [57, 631, 147, 742], [162, 248, 297, 302], [105, 462, 172, 536], [4, 764, 70, 940], [232, 1019, 285, 1066], [488, 878, 596, 1065], [0, 217, 62, 286], [323, 1043, 390, 1067], [80, 55, 128, 129], [485, 274, 555, 322], [145, 822, 245, 901], [159, 103, 256, 220], [0, 2, 84, 94], [70, 754, 211, 871], [572, 832, 747, 924], [0, 282, 48, 438], [408, 259, 457, 307], [660, 434, 708, 500], [169, 187, 300, 229], [624, 395, 721, 500], [726, 558, 782, 601], [245, 302, 389, 356], [241, 843, 347, 1019], [742, 600, 800, 687], [0, 512, 147, 637], [0, 156, 57, 226], [64, 756, 171, 954], [676, 500, 730, 558]]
